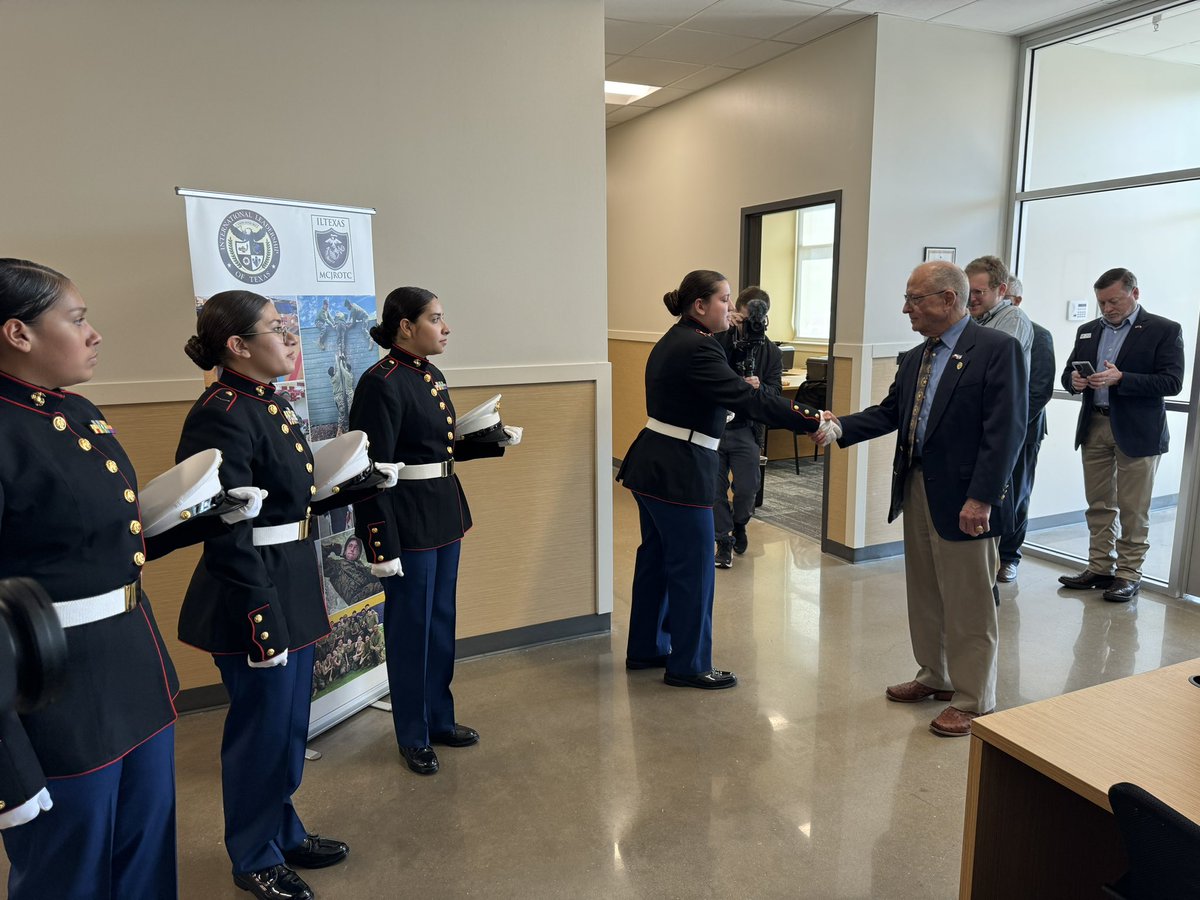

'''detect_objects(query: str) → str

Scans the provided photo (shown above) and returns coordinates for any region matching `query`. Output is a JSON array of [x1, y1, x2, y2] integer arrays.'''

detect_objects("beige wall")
[[760, 211, 798, 342], [0, 0, 608, 402]]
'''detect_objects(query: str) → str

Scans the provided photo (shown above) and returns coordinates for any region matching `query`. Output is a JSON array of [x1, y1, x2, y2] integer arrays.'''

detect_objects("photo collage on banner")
[[180, 191, 389, 730]]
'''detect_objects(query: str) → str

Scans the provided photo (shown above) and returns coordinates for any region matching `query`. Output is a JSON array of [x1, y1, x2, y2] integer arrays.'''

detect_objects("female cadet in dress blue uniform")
[[176, 291, 395, 900], [349, 286, 517, 776], [0, 259, 235, 899], [617, 270, 821, 690]]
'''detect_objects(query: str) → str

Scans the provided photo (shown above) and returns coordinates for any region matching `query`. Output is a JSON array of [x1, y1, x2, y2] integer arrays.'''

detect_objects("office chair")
[[1103, 781, 1200, 900]]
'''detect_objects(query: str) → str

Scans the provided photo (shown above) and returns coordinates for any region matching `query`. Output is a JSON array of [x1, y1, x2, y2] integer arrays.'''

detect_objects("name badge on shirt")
[[1080, 332, 1092, 339]]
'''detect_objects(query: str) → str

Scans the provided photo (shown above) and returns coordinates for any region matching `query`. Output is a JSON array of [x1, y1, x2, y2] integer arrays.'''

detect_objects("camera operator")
[[713, 286, 783, 568]]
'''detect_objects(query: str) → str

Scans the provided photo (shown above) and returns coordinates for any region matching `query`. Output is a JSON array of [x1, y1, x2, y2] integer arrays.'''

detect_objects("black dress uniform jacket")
[[176, 369, 373, 663], [0, 371, 221, 810], [349, 346, 503, 563], [617, 317, 820, 506], [1059, 308, 1184, 458]]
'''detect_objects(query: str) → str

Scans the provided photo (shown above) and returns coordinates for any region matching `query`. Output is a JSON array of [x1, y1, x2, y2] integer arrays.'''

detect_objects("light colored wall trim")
[[608, 329, 660, 343], [76, 378, 205, 406], [832, 340, 913, 360]]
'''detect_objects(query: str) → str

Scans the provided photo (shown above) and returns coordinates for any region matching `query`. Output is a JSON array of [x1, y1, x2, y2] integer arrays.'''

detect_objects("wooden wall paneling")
[[608, 339, 651, 460], [863, 357, 904, 546], [825, 357, 852, 545]]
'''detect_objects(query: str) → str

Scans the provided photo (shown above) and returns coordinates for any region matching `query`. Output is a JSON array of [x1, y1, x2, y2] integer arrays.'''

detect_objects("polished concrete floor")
[[11, 487, 1200, 899]]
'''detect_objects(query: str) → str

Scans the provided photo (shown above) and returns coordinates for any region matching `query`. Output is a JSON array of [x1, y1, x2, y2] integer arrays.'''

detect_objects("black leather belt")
[[1094, 406, 1110, 417]]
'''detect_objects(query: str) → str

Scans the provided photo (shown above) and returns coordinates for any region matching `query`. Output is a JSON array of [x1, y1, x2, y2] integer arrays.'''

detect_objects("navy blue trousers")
[[381, 540, 461, 748], [214, 645, 313, 875], [1000, 440, 1043, 565], [627, 494, 715, 677], [2, 724, 176, 900]]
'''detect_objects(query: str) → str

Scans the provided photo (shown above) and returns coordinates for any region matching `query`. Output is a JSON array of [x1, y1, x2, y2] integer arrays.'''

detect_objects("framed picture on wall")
[[924, 246, 956, 262]]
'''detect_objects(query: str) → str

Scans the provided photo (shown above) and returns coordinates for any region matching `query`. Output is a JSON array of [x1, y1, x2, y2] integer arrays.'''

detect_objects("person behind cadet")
[[0, 259, 259, 898], [349, 286, 521, 776], [996, 276, 1055, 583], [617, 270, 821, 690], [1058, 268, 1185, 603], [713, 286, 783, 569], [177, 290, 398, 900], [816, 261, 1026, 737], [964, 255, 1033, 374]]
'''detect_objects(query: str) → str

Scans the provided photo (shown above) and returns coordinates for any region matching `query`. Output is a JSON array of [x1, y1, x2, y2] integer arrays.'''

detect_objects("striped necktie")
[[907, 337, 938, 457]]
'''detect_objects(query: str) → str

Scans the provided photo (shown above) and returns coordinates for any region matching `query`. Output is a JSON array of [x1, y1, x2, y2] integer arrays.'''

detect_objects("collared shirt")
[[916, 314, 970, 452], [1094, 304, 1140, 407], [974, 298, 1033, 374]]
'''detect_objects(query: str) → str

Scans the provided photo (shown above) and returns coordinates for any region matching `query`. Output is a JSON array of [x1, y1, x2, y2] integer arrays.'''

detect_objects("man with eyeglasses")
[[815, 261, 1025, 737], [1058, 268, 1184, 602]]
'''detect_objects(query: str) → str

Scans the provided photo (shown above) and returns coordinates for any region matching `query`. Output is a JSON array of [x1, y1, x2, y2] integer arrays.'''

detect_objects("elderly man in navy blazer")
[[818, 261, 1026, 737], [1058, 268, 1184, 602]]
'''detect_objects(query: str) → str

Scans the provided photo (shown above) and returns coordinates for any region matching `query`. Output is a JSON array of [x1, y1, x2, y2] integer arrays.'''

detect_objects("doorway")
[[739, 191, 841, 544]]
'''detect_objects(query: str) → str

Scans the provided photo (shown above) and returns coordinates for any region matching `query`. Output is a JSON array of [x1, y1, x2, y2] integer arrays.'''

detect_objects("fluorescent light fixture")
[[605, 80, 660, 105]]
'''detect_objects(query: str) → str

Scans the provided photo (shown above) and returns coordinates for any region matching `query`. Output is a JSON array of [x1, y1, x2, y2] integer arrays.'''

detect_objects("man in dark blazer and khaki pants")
[[1058, 268, 1184, 602], [819, 261, 1026, 737]]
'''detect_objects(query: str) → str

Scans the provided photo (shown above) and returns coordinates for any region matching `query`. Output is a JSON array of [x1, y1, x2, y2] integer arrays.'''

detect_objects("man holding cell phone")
[[1058, 268, 1185, 602]]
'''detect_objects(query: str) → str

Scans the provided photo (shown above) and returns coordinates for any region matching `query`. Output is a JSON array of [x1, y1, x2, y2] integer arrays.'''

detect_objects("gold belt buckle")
[[124, 581, 140, 612], [298, 516, 311, 540]]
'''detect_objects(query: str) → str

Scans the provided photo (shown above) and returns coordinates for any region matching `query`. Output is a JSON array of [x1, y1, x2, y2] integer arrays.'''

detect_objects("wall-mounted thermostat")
[[1068, 300, 1090, 322]]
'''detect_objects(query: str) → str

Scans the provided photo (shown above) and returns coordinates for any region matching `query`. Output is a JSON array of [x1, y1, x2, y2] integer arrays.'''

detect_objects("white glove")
[[500, 425, 523, 447], [221, 487, 268, 524], [370, 559, 402, 578], [0, 788, 52, 830], [375, 462, 402, 489], [813, 411, 842, 447], [248, 648, 289, 668]]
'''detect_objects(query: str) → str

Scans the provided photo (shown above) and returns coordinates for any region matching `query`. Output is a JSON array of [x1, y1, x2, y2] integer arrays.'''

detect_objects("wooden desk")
[[961, 659, 1200, 898]]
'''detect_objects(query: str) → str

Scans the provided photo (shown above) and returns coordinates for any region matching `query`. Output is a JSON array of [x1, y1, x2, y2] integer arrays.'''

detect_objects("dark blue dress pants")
[[3, 724, 177, 900], [214, 645, 314, 875], [627, 493, 715, 676], [381, 540, 462, 748]]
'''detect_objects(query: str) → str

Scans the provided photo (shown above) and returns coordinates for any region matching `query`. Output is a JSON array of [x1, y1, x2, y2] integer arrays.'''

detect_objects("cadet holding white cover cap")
[[176, 290, 397, 900], [0, 260, 246, 899], [349, 286, 520, 777]]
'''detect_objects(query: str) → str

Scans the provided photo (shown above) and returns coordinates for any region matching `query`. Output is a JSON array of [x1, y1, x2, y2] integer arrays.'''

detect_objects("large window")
[[792, 204, 834, 342]]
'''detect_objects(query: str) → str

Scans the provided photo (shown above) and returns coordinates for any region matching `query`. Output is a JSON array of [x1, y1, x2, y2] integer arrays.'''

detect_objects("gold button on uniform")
[[446, 417, 453, 425], [439, 402, 446, 410], [424, 373, 432, 383], [268, 404, 279, 415], [255, 386, 265, 396], [52, 415, 67, 431], [260, 631, 269, 640], [306, 463, 313, 473], [130, 520, 142, 535], [253, 614, 263, 623], [310, 485, 317, 495], [446, 445, 454, 454], [267, 648, 276, 657], [78, 438, 92, 451], [31, 392, 45, 407], [295, 442, 304, 452], [281, 424, 290, 434], [106, 460, 119, 473], [133, 551, 146, 566], [180, 509, 192, 520], [373, 541, 381, 548], [224, 391, 233, 397], [123, 489, 136, 503], [430, 388, 438, 397], [370, 527, 378, 534]]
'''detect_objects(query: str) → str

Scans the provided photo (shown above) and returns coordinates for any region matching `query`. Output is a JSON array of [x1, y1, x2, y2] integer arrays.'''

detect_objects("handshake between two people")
[[810, 411, 842, 447]]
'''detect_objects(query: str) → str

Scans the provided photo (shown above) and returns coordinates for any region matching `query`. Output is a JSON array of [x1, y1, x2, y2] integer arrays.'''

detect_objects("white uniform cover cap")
[[454, 394, 506, 442], [312, 431, 372, 501], [141, 449, 227, 537]]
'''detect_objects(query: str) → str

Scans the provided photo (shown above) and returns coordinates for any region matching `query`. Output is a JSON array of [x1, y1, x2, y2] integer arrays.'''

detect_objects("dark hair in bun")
[[0, 258, 72, 324], [371, 286, 437, 348], [184, 290, 272, 370], [663, 270, 727, 317]]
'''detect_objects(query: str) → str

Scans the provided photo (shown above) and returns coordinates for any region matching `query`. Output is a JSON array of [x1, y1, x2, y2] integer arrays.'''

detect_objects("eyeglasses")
[[240, 325, 292, 338], [902, 290, 949, 305]]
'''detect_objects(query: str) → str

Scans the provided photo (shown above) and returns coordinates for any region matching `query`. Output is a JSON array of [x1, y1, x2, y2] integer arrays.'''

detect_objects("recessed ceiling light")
[[604, 80, 660, 105]]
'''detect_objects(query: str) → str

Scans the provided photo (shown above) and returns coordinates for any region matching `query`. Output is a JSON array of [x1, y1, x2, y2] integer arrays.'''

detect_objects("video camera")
[[0, 578, 68, 716], [733, 298, 770, 377]]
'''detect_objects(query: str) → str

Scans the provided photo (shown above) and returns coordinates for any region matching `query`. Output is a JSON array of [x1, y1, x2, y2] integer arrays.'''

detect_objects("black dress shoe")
[[997, 561, 1018, 583], [1103, 578, 1140, 602], [234, 864, 313, 900], [664, 668, 738, 690], [283, 833, 349, 869], [1058, 569, 1116, 590], [715, 540, 733, 569], [399, 745, 439, 775], [431, 724, 479, 747], [733, 523, 749, 555], [625, 654, 669, 670]]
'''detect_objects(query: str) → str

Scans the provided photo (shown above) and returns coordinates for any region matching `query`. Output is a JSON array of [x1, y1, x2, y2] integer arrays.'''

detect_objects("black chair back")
[[1106, 781, 1200, 900]]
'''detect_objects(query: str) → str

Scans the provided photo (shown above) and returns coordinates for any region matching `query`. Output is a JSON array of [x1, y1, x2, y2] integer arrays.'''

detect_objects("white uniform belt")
[[252, 518, 311, 546], [394, 461, 455, 480], [645, 418, 721, 451], [53, 581, 140, 628]]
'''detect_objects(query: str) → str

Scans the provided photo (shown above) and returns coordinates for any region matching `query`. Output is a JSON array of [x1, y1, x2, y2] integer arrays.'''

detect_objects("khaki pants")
[[1081, 413, 1159, 581], [902, 469, 998, 714]]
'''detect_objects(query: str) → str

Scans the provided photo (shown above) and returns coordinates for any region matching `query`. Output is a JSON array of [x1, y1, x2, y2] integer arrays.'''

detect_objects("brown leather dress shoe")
[[929, 706, 992, 737], [885, 680, 954, 703], [997, 561, 1018, 583], [1058, 568, 1115, 590], [1102, 578, 1140, 602]]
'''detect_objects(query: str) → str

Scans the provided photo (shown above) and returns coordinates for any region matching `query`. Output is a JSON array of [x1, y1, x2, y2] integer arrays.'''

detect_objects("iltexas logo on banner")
[[180, 189, 385, 727]]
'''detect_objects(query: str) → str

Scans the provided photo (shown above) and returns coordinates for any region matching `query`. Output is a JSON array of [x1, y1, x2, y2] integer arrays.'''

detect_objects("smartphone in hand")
[[1072, 360, 1097, 377]]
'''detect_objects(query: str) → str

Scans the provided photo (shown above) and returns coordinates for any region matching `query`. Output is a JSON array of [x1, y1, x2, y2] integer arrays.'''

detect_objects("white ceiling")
[[605, 0, 1180, 126]]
